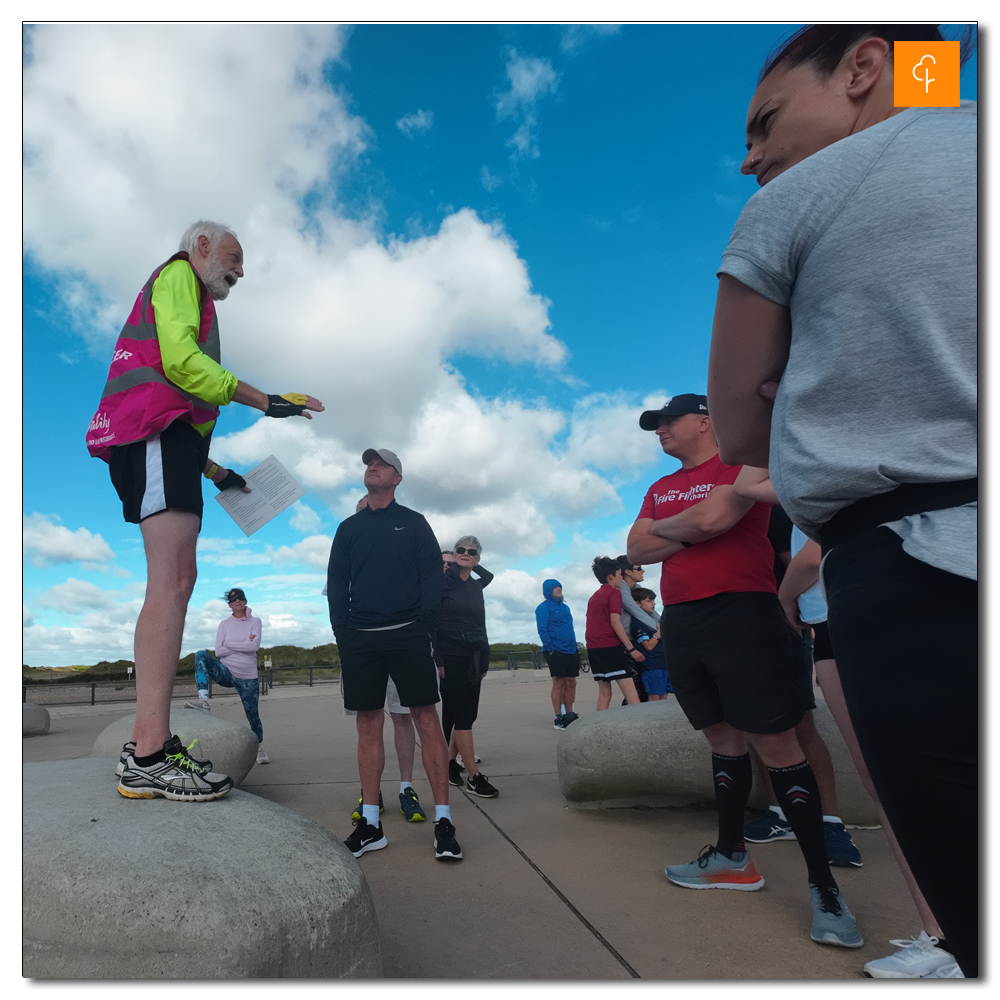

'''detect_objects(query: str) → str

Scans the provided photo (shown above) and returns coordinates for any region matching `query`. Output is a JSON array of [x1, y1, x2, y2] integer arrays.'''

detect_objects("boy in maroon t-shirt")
[[585, 556, 643, 711], [626, 394, 862, 950]]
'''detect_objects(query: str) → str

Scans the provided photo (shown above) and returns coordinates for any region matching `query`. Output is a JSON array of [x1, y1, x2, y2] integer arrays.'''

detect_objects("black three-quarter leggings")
[[441, 654, 483, 744], [824, 527, 978, 977]]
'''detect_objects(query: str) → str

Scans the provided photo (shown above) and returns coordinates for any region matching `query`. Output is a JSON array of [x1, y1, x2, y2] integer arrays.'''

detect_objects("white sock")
[[400, 781, 413, 794], [198, 690, 209, 700], [560, 704, 566, 714], [823, 814, 843, 825], [769, 805, 787, 821], [362, 804, 380, 828], [435, 804, 452, 823]]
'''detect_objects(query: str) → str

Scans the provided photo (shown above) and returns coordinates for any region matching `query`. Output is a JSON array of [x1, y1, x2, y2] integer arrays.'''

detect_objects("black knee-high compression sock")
[[713, 752, 753, 858], [768, 760, 838, 891]]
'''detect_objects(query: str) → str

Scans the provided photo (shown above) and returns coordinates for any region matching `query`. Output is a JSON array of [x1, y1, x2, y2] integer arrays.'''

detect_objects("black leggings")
[[441, 654, 483, 744], [824, 527, 978, 977]]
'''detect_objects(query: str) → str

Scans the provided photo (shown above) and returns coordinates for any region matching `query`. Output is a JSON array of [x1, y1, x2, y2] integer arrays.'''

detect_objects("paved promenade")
[[24, 669, 923, 979]]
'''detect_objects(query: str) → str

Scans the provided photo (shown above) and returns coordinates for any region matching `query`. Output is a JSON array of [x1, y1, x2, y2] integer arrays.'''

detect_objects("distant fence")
[[22, 650, 582, 707]]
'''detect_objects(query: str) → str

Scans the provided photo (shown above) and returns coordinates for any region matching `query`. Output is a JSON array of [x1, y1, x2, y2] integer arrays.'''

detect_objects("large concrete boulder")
[[23, 758, 382, 978], [23, 703, 50, 737], [557, 697, 879, 826], [92, 708, 258, 785]]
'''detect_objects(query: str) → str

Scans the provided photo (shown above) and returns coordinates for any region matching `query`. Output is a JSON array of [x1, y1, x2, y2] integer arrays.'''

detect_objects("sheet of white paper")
[[214, 454, 305, 537]]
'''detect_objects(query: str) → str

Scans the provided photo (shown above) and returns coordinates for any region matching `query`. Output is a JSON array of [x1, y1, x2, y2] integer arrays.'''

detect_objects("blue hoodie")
[[535, 579, 578, 654]]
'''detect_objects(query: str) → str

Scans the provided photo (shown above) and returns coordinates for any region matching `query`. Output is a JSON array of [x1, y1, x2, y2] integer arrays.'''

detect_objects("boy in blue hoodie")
[[535, 579, 581, 730]]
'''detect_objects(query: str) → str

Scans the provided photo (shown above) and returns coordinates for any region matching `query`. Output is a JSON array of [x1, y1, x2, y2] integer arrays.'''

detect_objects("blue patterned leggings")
[[194, 650, 263, 743]]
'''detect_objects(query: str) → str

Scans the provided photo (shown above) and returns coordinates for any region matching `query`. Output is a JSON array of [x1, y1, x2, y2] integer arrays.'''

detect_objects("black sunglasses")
[[455, 546, 479, 556]]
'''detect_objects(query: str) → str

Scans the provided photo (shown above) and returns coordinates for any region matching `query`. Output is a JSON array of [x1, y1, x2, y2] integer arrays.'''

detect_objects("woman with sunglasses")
[[708, 25, 976, 976], [435, 535, 499, 798], [187, 587, 269, 765]]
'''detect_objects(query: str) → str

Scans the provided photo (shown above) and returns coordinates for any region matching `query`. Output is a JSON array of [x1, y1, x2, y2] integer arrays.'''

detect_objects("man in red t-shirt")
[[626, 394, 861, 949]]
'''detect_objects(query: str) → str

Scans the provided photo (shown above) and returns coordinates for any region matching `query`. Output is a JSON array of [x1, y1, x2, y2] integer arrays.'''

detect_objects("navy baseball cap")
[[639, 394, 709, 431]]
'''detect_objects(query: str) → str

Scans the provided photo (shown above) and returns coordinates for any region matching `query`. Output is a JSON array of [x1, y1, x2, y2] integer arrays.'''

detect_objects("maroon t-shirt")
[[636, 453, 775, 606], [585, 584, 623, 648]]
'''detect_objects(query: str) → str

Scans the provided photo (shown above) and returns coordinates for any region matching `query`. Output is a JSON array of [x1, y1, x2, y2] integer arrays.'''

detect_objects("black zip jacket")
[[327, 500, 444, 634]]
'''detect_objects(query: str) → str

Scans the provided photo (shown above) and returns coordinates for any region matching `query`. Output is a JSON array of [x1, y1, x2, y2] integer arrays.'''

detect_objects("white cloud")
[[22, 25, 676, 654], [23, 513, 116, 568], [494, 49, 560, 161], [37, 578, 119, 614], [480, 165, 503, 192], [396, 108, 434, 137], [560, 25, 621, 55], [289, 500, 323, 534], [23, 606, 34, 627]]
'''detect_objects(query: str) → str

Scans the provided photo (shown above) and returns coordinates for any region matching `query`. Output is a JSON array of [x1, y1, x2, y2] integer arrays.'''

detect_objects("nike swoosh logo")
[[395, 526, 405, 530]]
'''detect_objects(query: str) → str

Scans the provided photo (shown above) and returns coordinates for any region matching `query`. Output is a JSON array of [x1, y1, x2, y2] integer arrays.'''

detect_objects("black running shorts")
[[109, 419, 209, 524], [545, 651, 581, 679], [587, 645, 630, 681], [338, 623, 440, 712], [660, 591, 810, 734]]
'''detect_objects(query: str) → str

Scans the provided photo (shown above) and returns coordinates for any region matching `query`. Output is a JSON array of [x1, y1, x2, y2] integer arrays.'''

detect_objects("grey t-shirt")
[[719, 103, 977, 581]]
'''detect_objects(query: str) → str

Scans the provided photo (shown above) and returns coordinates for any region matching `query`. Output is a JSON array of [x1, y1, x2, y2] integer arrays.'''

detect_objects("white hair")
[[454, 535, 482, 554], [179, 220, 238, 255]]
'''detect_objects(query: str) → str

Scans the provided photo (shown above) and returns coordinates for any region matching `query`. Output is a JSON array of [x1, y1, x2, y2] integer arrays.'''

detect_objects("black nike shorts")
[[338, 622, 440, 712]]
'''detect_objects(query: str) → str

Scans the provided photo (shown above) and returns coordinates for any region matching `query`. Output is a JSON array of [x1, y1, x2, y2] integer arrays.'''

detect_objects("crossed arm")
[[626, 484, 754, 566], [707, 274, 792, 468]]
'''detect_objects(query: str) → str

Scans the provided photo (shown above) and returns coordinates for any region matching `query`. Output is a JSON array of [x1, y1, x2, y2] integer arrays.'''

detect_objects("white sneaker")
[[185, 698, 211, 712], [863, 931, 956, 978], [256, 746, 270, 764], [923, 963, 965, 979]]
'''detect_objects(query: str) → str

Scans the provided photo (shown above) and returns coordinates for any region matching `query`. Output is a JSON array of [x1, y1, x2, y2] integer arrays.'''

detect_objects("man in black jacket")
[[327, 448, 462, 861]]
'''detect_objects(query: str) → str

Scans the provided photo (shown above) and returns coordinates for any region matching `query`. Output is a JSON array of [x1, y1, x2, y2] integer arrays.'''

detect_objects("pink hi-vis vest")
[[86, 252, 222, 462]]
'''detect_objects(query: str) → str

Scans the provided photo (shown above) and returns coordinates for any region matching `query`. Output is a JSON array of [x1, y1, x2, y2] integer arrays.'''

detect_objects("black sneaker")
[[344, 818, 388, 858], [434, 818, 463, 860], [466, 772, 499, 798], [553, 714, 567, 730], [563, 712, 579, 725], [448, 760, 464, 786], [117, 736, 232, 802], [116, 738, 213, 777]]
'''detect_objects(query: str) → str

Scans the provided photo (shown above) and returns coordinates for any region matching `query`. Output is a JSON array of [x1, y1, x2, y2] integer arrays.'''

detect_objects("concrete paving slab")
[[24, 668, 923, 979]]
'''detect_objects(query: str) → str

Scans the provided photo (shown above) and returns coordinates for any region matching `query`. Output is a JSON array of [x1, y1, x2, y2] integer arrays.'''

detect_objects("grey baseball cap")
[[361, 448, 402, 475]]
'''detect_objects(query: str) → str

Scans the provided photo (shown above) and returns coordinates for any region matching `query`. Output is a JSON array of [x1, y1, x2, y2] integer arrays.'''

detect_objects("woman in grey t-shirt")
[[707, 25, 976, 978]]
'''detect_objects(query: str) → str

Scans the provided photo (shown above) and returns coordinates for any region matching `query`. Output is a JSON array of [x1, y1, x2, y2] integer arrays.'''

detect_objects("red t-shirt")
[[636, 453, 775, 606], [585, 584, 623, 648]]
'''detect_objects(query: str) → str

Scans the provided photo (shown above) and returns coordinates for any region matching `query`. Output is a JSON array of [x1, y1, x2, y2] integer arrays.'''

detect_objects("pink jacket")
[[216, 610, 262, 679]]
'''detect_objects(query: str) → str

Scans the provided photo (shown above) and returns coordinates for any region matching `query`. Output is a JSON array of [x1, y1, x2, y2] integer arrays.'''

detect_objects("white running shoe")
[[863, 931, 957, 978], [256, 745, 270, 764], [184, 698, 211, 712], [923, 963, 965, 978]]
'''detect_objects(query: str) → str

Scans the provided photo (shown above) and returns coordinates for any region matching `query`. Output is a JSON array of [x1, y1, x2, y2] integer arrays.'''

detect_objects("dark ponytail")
[[760, 24, 976, 83]]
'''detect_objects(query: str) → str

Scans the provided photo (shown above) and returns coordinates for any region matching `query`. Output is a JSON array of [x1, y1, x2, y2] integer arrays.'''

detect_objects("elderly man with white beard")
[[86, 220, 324, 802]]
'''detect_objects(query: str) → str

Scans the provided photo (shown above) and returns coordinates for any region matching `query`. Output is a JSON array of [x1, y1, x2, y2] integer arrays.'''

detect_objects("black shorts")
[[812, 620, 834, 662], [660, 591, 810, 734], [109, 419, 209, 524], [587, 646, 631, 681], [339, 623, 440, 712], [545, 651, 581, 679]]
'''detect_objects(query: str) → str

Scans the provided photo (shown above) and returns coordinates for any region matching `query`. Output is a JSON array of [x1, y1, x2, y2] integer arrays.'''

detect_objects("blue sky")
[[21, 23, 979, 666]]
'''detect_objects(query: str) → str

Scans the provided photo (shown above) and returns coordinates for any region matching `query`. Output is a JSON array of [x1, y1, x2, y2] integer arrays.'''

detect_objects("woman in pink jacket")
[[186, 588, 268, 764]]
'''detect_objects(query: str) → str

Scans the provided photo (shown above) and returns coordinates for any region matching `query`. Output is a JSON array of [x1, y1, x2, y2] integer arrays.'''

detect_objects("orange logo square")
[[894, 40, 960, 107]]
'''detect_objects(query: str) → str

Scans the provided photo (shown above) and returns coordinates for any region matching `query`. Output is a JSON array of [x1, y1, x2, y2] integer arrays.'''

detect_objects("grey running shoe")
[[809, 884, 864, 948], [117, 736, 232, 802], [255, 745, 270, 764], [344, 818, 387, 858], [863, 932, 956, 978], [184, 698, 211, 712], [116, 738, 213, 777], [399, 787, 426, 822], [665, 845, 764, 891]]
